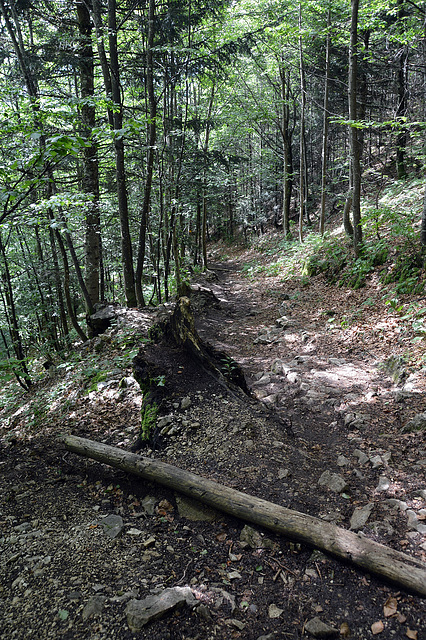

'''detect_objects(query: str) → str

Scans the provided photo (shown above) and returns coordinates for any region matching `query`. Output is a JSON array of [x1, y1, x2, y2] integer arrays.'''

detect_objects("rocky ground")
[[1, 245, 425, 640]]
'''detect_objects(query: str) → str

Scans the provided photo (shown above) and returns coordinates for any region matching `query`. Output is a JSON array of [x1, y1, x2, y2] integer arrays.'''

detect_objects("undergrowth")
[[243, 178, 425, 296]]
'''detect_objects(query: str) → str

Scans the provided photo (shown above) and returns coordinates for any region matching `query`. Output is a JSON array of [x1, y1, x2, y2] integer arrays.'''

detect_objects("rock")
[[406, 510, 426, 534], [227, 570, 242, 580], [379, 355, 407, 385], [253, 374, 271, 386], [401, 412, 426, 433], [275, 316, 293, 329], [175, 495, 218, 522], [268, 604, 284, 618], [304, 616, 339, 637], [353, 449, 369, 465], [286, 371, 300, 384], [141, 496, 157, 515], [157, 415, 173, 430], [318, 471, 348, 494], [278, 468, 289, 479], [375, 476, 390, 492], [350, 503, 374, 530], [181, 396, 191, 410], [82, 595, 106, 620], [225, 618, 246, 630], [370, 455, 384, 469], [99, 514, 124, 539], [125, 587, 196, 631], [337, 455, 350, 467], [88, 304, 117, 337], [240, 524, 273, 549], [271, 359, 284, 374], [385, 499, 408, 512], [196, 604, 212, 621]]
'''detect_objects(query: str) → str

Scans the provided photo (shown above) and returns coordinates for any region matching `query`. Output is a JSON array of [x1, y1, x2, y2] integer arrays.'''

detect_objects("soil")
[[1, 243, 425, 640]]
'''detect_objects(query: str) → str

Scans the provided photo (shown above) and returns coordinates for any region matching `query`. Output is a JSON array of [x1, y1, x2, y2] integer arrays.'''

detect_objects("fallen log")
[[61, 434, 426, 597]]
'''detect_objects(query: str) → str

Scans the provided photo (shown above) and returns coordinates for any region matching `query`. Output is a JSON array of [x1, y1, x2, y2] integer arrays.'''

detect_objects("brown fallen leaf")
[[383, 596, 398, 617], [397, 613, 407, 623], [371, 620, 384, 635], [340, 621, 351, 637], [158, 499, 173, 512], [406, 630, 417, 640]]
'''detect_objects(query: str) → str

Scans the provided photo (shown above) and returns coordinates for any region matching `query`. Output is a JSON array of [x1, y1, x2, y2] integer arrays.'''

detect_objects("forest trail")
[[1, 251, 426, 640]]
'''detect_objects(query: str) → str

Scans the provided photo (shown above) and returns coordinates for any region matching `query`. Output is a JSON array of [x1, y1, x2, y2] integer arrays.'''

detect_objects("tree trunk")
[[62, 435, 426, 598], [76, 0, 101, 308], [108, 0, 136, 307], [55, 231, 89, 342], [135, 0, 157, 307], [278, 62, 293, 237], [0, 233, 32, 389], [348, 0, 363, 256], [298, 4, 306, 243], [319, 8, 331, 235]]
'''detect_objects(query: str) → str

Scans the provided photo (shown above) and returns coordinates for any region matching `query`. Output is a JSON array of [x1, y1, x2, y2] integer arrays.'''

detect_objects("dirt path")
[[1, 256, 425, 640]]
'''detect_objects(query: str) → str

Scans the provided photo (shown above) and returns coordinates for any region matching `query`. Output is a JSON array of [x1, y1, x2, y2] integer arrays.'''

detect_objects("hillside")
[[1, 222, 426, 639]]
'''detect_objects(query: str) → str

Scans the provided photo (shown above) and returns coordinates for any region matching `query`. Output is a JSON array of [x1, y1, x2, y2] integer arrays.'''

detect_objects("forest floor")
[[1, 236, 426, 640]]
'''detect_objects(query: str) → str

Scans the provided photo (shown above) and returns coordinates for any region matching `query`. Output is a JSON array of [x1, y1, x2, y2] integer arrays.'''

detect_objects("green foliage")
[[381, 252, 424, 294], [338, 241, 389, 289], [85, 369, 108, 393], [303, 243, 347, 282], [140, 402, 158, 441]]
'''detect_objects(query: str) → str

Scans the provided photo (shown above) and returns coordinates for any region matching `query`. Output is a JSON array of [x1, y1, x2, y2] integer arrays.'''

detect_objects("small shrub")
[[381, 251, 424, 294]]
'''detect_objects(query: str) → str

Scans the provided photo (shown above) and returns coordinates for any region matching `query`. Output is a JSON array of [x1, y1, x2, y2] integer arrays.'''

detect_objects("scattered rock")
[[82, 595, 106, 620], [304, 616, 339, 637], [99, 514, 124, 539], [141, 496, 157, 515], [240, 525, 273, 549], [406, 510, 426, 534], [337, 455, 350, 467], [375, 476, 390, 492], [268, 603, 284, 618], [125, 587, 196, 631], [175, 495, 218, 522], [401, 412, 426, 433], [318, 471, 348, 494], [350, 503, 374, 530], [181, 396, 192, 410], [353, 449, 369, 465]]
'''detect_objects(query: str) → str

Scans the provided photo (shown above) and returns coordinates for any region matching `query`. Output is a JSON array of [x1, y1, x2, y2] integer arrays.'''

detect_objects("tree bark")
[[348, 0, 363, 256], [278, 62, 293, 237], [61, 434, 426, 598], [108, 0, 137, 307], [76, 0, 101, 308], [298, 4, 306, 243], [319, 8, 331, 235], [135, 0, 157, 307]]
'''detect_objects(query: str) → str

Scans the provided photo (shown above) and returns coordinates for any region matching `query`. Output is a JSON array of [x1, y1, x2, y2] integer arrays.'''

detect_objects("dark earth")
[[1, 247, 425, 639]]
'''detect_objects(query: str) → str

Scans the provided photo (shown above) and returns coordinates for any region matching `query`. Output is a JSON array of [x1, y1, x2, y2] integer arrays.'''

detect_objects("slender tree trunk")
[[422, 14, 426, 249], [278, 62, 293, 236], [136, 0, 157, 307], [201, 82, 215, 270], [298, 5, 306, 243], [0, 233, 32, 388], [91, 0, 114, 127], [320, 8, 331, 235], [48, 228, 69, 339], [76, 0, 101, 308], [55, 231, 88, 342], [348, 0, 363, 256], [108, 0, 136, 307]]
